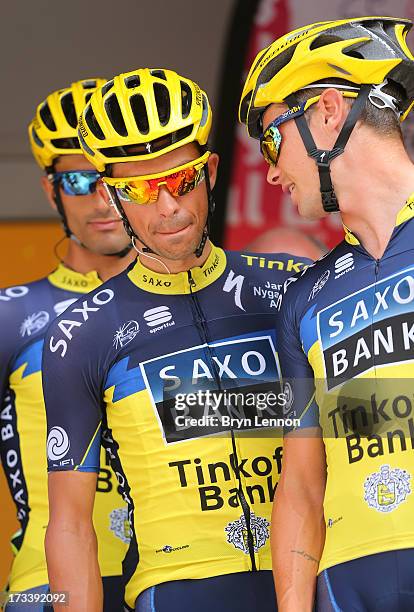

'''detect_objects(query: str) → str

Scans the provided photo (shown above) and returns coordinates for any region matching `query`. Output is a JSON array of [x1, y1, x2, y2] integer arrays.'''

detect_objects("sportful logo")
[[335, 253, 354, 279], [20, 311, 50, 337], [47, 426, 70, 461], [143, 306, 174, 333]]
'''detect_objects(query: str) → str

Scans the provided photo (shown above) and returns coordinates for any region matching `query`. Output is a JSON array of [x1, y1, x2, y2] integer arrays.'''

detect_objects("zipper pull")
[[187, 269, 196, 290]]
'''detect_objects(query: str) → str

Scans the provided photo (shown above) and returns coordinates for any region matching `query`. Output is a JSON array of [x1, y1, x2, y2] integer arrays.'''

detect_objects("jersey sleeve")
[[277, 282, 320, 431], [42, 320, 103, 473]]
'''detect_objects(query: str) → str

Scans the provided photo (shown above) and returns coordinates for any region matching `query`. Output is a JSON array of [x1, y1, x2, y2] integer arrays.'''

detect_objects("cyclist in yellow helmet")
[[240, 16, 414, 611], [41, 68, 314, 611], [0, 79, 135, 611]]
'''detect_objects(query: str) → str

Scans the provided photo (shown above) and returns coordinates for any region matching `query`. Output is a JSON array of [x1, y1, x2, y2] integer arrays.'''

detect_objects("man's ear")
[[207, 153, 219, 190], [41, 175, 57, 212], [316, 88, 349, 132]]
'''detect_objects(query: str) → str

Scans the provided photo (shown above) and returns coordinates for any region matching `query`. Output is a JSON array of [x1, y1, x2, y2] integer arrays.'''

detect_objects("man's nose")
[[156, 185, 180, 217], [95, 179, 113, 208], [266, 164, 281, 186]]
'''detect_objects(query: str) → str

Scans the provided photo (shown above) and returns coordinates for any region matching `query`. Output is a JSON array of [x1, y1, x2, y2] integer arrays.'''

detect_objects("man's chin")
[[82, 240, 131, 257]]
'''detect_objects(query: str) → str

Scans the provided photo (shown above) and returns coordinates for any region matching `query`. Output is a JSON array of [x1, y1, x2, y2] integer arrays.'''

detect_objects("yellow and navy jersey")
[[42, 245, 310, 609], [0, 264, 128, 593], [276, 196, 414, 573]]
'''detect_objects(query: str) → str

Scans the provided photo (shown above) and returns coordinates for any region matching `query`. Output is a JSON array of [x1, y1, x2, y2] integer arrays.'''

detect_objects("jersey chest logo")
[[317, 268, 414, 388], [140, 334, 281, 444]]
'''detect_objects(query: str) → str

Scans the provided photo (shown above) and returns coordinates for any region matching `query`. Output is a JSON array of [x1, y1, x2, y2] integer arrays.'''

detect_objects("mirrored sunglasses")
[[103, 152, 210, 205], [49, 170, 101, 196]]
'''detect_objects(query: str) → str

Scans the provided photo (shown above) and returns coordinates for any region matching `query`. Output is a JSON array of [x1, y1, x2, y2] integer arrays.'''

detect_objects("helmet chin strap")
[[285, 84, 371, 213], [52, 179, 133, 258], [103, 165, 216, 262]]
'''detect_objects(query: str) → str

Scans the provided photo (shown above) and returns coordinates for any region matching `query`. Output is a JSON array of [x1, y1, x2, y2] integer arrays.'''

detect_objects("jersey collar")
[[343, 192, 414, 246], [48, 263, 102, 293], [128, 244, 227, 295]]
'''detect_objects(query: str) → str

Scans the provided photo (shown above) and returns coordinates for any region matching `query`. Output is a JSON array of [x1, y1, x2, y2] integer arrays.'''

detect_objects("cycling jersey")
[[42, 245, 310, 609], [276, 195, 414, 573], [0, 264, 128, 593]]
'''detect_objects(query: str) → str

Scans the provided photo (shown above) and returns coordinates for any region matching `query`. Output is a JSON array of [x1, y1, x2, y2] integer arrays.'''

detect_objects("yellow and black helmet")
[[29, 78, 107, 169], [77, 68, 212, 172], [240, 16, 414, 138]]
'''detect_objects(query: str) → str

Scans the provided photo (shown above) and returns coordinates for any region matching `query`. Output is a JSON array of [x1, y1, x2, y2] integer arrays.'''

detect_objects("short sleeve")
[[277, 287, 319, 431], [42, 321, 103, 473]]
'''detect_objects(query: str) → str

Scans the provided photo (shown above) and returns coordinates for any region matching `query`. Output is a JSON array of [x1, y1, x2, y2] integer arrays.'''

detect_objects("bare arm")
[[46, 471, 102, 612], [272, 431, 326, 612]]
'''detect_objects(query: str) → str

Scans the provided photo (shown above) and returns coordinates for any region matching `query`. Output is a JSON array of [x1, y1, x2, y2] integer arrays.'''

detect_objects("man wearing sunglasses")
[[0, 79, 136, 611], [240, 16, 414, 612], [41, 68, 312, 612]]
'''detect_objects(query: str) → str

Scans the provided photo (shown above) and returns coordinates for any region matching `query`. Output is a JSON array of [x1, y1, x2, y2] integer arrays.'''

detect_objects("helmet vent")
[[101, 80, 114, 96], [258, 46, 296, 87], [51, 137, 79, 150], [327, 63, 352, 75], [82, 80, 98, 89], [310, 34, 341, 50], [125, 75, 141, 89], [85, 92, 94, 104], [61, 92, 78, 128], [40, 103, 57, 132], [150, 69, 167, 81], [180, 81, 192, 118], [130, 94, 149, 134], [85, 105, 106, 140], [31, 127, 44, 148], [105, 94, 128, 136], [153, 83, 170, 126], [78, 132, 95, 157], [200, 94, 209, 126]]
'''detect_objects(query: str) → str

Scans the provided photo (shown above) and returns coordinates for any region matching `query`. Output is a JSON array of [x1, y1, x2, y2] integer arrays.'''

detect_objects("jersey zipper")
[[186, 269, 258, 571]]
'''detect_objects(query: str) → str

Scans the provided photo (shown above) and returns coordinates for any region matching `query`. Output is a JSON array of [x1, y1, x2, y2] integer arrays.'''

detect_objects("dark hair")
[[295, 78, 404, 139]]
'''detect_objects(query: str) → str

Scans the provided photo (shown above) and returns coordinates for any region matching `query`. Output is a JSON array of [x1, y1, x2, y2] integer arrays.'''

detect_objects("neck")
[[63, 240, 135, 282], [333, 132, 414, 259], [137, 240, 212, 274]]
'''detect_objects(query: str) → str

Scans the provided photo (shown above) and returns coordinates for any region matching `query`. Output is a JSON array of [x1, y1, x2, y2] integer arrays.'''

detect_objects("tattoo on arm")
[[290, 549, 319, 563]]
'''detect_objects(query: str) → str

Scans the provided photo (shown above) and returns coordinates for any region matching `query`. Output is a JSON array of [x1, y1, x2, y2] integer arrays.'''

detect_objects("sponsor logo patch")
[[109, 508, 131, 543], [317, 268, 414, 387], [113, 320, 140, 349], [225, 512, 269, 554], [47, 426, 70, 461], [364, 465, 411, 513], [308, 271, 330, 302], [20, 311, 50, 337]]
